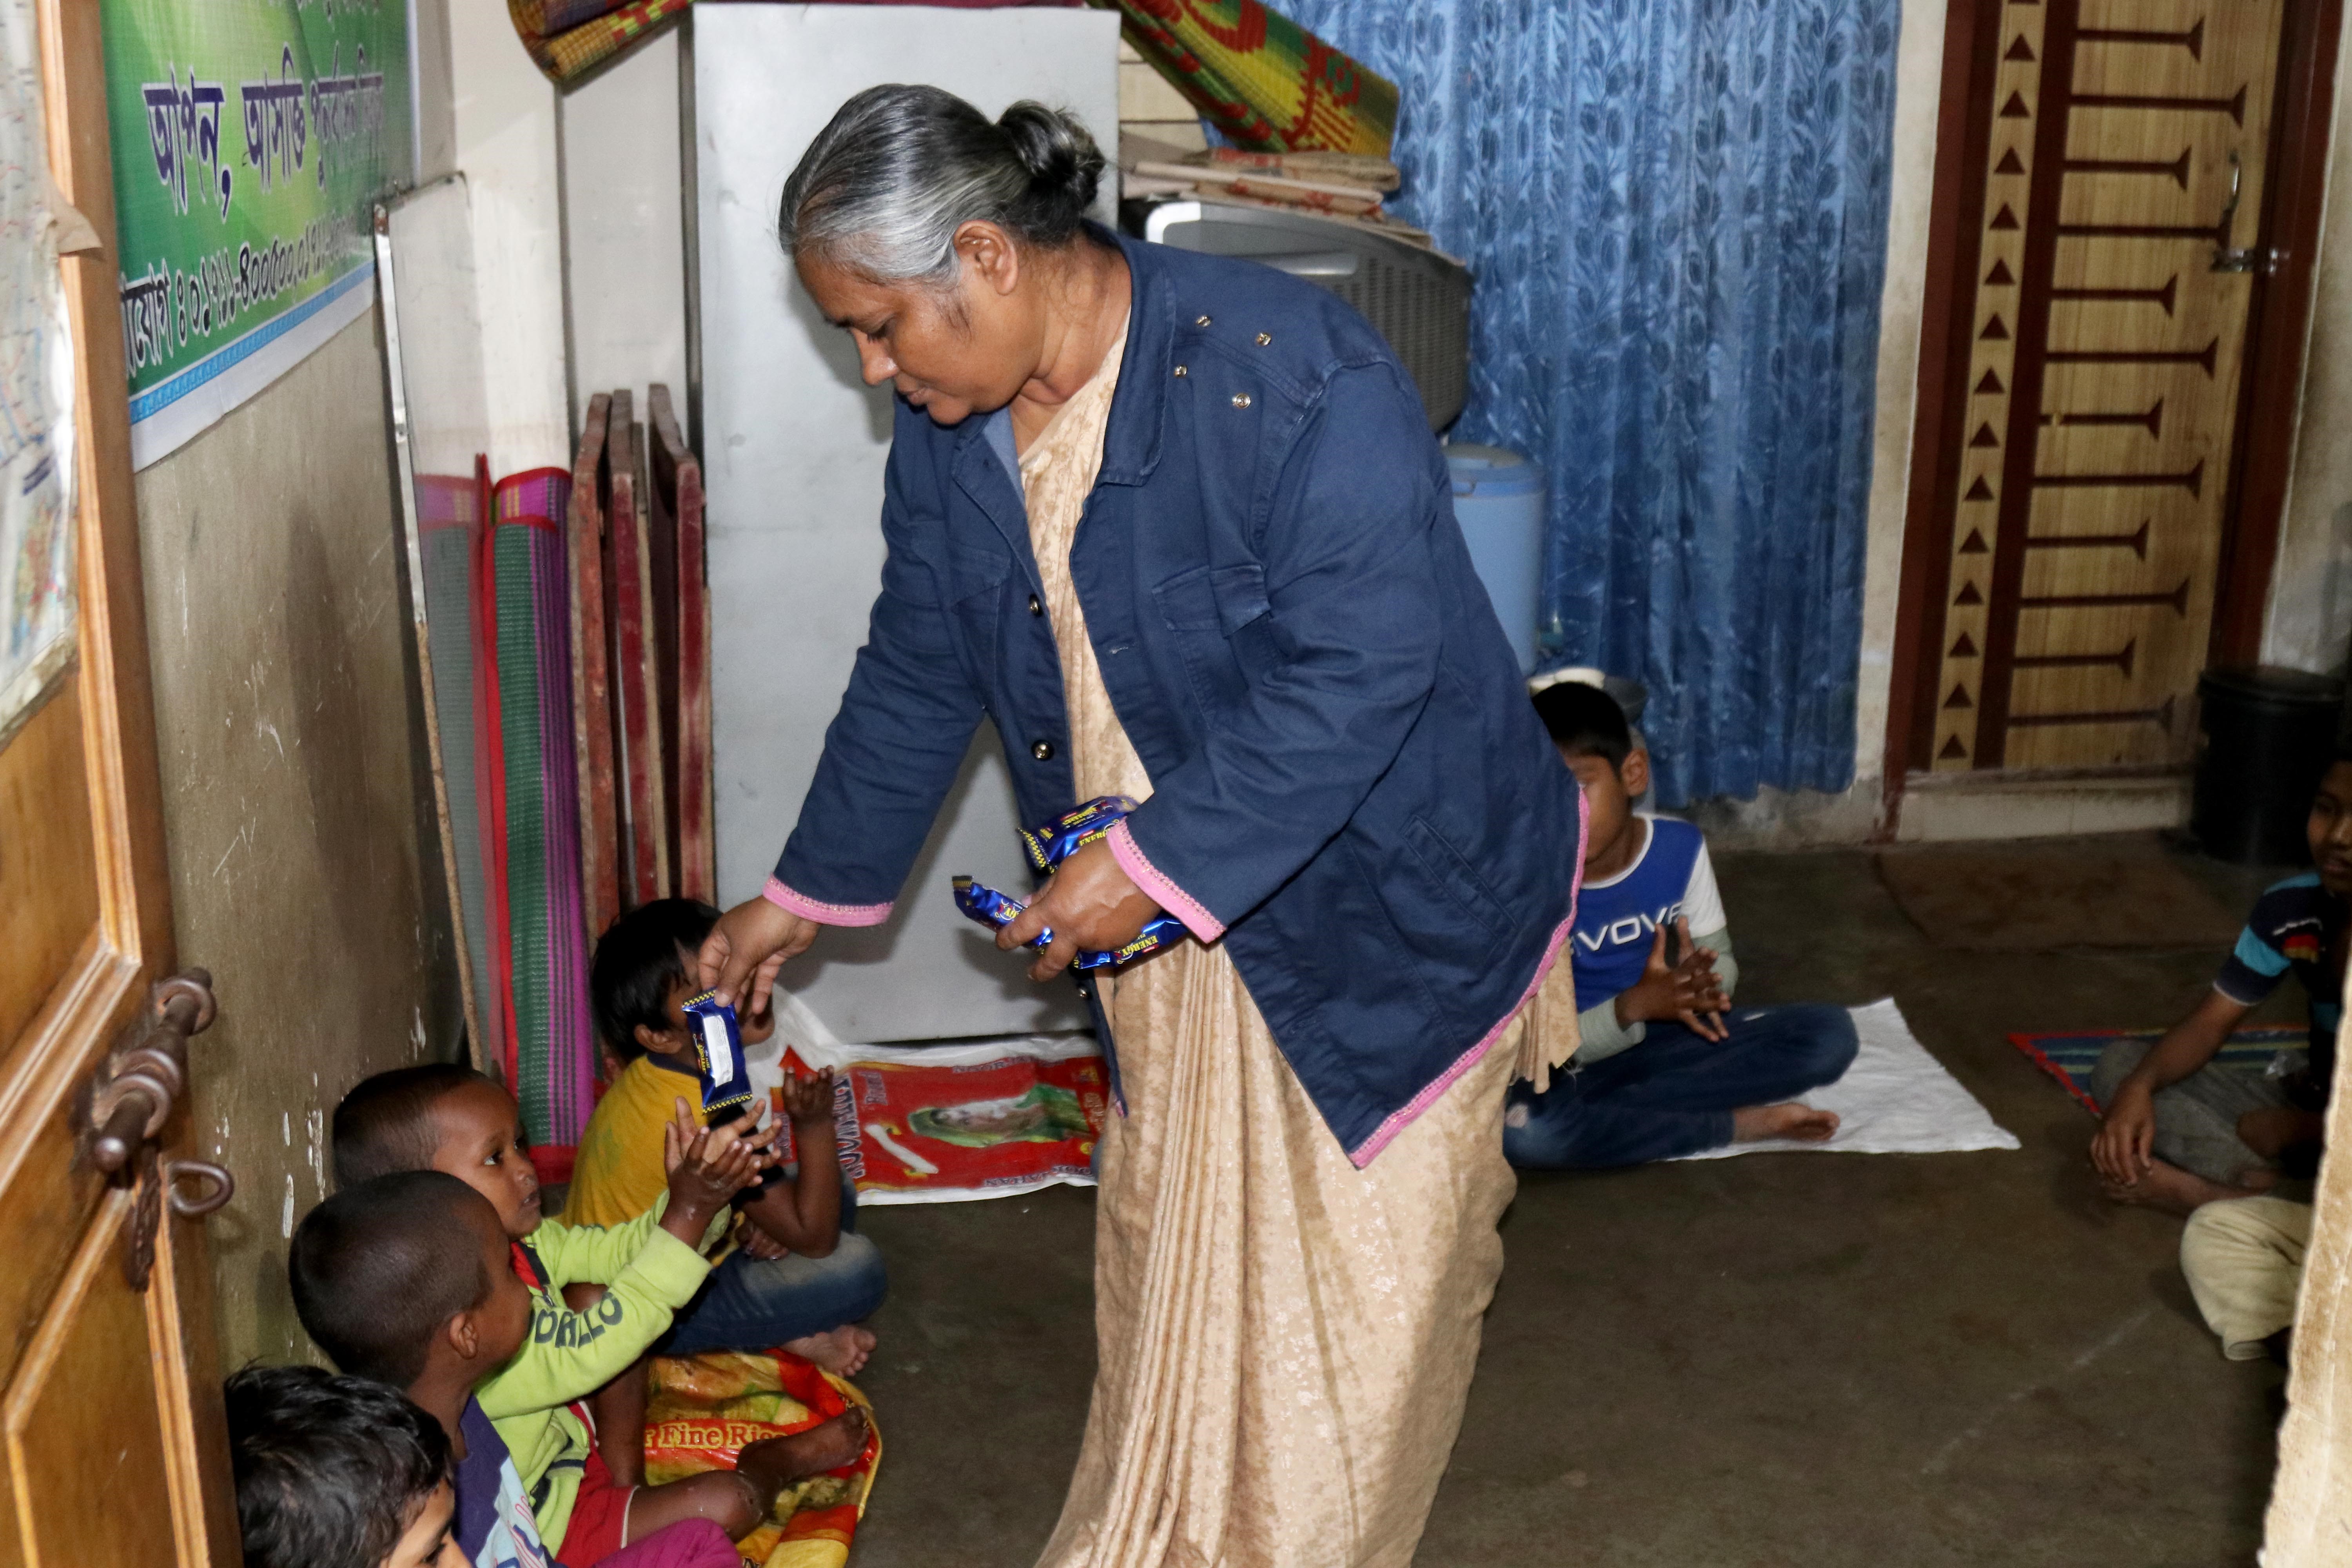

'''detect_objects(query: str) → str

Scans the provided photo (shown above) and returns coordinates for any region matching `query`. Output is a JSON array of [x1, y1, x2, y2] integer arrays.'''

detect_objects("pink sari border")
[[1107, 819, 1226, 942], [1346, 788, 1591, 1169], [762, 875, 893, 927]]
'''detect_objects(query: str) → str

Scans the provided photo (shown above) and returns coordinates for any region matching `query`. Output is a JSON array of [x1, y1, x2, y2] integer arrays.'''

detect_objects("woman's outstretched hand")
[[698, 897, 820, 1016], [1000, 840, 1161, 982]]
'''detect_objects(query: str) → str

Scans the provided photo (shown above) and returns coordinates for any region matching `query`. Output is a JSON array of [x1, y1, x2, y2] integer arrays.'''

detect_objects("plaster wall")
[[138, 312, 461, 1368], [2259, 18, 2352, 677], [1850, 0, 1950, 793], [449, 0, 569, 474], [561, 30, 691, 432]]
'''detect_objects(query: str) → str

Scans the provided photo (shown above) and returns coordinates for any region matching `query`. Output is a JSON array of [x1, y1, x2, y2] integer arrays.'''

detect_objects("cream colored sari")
[[1018, 323, 1576, 1568]]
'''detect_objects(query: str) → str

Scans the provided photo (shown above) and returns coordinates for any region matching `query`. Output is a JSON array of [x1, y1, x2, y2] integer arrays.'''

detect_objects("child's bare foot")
[[784, 1325, 877, 1378], [2097, 1155, 2273, 1216], [737, 1408, 869, 1491], [1731, 1102, 1839, 1144]]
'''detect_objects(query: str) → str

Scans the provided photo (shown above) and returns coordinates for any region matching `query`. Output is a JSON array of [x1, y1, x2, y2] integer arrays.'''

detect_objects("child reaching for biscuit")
[[321, 1067, 867, 1565]]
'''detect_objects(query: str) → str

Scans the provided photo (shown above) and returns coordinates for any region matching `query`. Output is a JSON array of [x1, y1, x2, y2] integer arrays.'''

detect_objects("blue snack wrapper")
[[952, 874, 1187, 971], [955, 796, 1187, 970], [1018, 795, 1142, 876], [680, 990, 755, 1120]]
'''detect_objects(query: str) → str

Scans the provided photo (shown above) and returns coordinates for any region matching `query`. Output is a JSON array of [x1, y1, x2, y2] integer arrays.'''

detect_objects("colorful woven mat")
[[510, 0, 1083, 86], [2009, 1026, 2309, 1115], [416, 471, 508, 1080], [1106, 0, 1396, 155], [644, 1350, 880, 1568], [492, 468, 598, 1162]]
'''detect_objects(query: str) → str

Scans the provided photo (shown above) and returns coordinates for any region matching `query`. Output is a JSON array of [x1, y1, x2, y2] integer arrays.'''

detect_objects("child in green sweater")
[[329, 1066, 869, 1564]]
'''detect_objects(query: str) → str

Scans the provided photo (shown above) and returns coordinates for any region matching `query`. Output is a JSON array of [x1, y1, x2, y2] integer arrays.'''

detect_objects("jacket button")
[[1028, 594, 1043, 617], [1196, 314, 1212, 327], [1173, 365, 1187, 377], [1031, 740, 1055, 761], [1231, 393, 1252, 409]]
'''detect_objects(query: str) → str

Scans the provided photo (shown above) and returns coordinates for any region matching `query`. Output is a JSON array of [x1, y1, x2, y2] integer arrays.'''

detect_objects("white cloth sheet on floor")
[[1672, 997, 2019, 1160]]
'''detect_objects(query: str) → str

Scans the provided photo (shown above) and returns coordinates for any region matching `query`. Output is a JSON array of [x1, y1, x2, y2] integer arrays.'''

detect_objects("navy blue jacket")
[[768, 230, 1583, 1163]]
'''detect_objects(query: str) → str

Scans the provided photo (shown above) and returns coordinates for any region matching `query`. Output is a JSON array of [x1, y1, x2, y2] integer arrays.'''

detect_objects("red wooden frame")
[[568, 392, 621, 943]]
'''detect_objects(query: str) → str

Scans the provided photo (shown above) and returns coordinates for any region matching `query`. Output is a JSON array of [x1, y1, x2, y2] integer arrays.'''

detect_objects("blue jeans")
[[656, 1186, 889, 1355], [1502, 1004, 1859, 1169]]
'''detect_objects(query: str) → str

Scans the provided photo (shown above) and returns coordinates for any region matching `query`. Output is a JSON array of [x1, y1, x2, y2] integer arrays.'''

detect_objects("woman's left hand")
[[1000, 840, 1162, 981]]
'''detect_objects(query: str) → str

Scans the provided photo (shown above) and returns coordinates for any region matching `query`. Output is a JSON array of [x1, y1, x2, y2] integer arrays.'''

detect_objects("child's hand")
[[1617, 919, 1731, 1040], [740, 990, 777, 1047], [661, 1118, 764, 1240], [781, 1069, 838, 1128], [2090, 1080, 2157, 1187], [661, 1096, 783, 1175]]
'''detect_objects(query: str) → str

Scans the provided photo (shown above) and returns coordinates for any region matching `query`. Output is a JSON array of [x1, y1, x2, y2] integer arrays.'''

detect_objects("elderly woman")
[[700, 86, 1584, 1568]]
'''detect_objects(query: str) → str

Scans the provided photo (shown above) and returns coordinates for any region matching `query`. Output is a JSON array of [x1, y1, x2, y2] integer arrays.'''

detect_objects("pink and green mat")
[[2008, 1027, 2309, 1116]]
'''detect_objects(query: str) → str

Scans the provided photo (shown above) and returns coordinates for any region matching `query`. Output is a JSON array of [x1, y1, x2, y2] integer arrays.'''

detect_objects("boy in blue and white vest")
[[1502, 681, 1858, 1168]]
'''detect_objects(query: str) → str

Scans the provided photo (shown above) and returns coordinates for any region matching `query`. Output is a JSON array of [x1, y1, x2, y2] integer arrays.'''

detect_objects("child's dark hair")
[[1532, 680, 1633, 770], [289, 1171, 493, 1387], [592, 898, 722, 1059], [332, 1062, 492, 1188], [225, 1363, 451, 1568]]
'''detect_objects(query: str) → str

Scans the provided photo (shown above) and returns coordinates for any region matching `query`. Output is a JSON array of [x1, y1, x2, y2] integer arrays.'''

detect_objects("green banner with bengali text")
[[101, 0, 411, 466]]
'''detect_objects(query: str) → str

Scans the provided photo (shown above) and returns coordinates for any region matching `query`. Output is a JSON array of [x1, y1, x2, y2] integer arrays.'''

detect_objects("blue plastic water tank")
[[1445, 444, 1547, 674]]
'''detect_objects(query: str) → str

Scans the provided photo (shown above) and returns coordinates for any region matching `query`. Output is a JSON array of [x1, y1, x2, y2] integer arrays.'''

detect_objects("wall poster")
[[0, 0, 76, 742], [102, 0, 412, 468]]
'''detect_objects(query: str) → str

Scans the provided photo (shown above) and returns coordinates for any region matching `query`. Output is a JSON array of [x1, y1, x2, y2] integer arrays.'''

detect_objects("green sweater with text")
[[477, 1197, 717, 1544]]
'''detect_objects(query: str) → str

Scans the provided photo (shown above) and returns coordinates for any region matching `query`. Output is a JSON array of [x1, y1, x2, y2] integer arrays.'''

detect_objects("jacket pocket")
[[1207, 563, 1270, 636], [1152, 564, 1252, 717], [947, 542, 1012, 604], [1398, 814, 1512, 949]]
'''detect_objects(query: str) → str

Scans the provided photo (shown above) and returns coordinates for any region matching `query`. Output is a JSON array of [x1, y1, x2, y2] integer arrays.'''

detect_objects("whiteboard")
[[695, 4, 1118, 1043]]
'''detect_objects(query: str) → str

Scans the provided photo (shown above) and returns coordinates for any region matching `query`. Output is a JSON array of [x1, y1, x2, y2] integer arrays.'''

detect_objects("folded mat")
[[644, 1349, 879, 1568], [2008, 1025, 2308, 1115], [1875, 842, 2243, 952], [1673, 998, 2020, 1160]]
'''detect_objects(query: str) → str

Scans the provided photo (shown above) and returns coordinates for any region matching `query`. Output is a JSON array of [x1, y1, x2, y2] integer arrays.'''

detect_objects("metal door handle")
[[85, 969, 212, 1174], [77, 969, 230, 1290], [2213, 151, 2280, 274], [165, 1160, 235, 1219]]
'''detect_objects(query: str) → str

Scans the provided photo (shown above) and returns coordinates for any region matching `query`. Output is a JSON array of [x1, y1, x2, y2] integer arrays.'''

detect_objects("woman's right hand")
[[2091, 1080, 2157, 1186], [698, 897, 820, 1017]]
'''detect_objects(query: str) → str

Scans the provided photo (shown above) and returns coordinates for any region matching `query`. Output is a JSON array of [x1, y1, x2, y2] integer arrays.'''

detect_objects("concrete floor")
[[845, 835, 2299, 1567]]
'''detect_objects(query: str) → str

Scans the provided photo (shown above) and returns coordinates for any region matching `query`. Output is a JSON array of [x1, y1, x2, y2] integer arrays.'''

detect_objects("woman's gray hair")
[[779, 84, 1105, 283]]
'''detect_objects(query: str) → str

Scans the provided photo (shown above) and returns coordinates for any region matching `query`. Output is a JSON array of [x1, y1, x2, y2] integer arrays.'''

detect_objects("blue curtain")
[[1281, 0, 1901, 806]]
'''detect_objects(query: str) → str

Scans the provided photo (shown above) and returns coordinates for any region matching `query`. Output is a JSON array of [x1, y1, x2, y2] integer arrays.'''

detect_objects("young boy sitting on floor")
[[328, 1067, 869, 1566], [291, 1169, 820, 1568], [225, 1362, 466, 1568], [564, 898, 888, 1483], [2091, 752, 2352, 1214], [1502, 680, 1860, 1167]]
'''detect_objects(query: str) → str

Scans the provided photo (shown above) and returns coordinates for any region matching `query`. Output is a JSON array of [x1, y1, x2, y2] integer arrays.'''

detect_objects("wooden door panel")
[[1927, 0, 2289, 772], [0, 1102, 105, 1389], [0, 688, 98, 1054], [0, 0, 244, 1559], [4, 1192, 182, 1568]]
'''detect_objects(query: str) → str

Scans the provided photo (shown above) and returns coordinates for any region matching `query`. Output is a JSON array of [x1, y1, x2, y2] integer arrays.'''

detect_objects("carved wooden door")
[[1924, 0, 2296, 771], [0, 0, 241, 1563]]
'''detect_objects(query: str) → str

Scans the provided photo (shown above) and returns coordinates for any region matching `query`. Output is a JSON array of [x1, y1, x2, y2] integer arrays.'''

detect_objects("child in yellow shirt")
[[567, 899, 889, 1483]]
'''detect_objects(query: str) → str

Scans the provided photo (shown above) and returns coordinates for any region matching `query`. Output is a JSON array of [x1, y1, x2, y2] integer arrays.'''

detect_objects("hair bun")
[[998, 101, 1103, 218]]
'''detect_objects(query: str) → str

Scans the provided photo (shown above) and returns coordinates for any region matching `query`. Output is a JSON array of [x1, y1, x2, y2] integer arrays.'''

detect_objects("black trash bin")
[[2191, 665, 2346, 865]]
